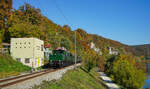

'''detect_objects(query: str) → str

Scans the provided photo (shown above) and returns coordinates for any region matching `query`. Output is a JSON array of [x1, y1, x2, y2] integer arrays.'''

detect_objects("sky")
[[13, 0, 150, 45]]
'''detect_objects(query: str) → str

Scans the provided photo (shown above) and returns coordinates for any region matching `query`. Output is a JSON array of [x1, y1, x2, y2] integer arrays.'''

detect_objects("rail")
[[0, 64, 79, 88]]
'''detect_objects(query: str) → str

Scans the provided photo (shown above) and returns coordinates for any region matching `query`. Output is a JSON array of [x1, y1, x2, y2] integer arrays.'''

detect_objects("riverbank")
[[98, 72, 120, 89], [143, 75, 150, 89], [143, 63, 150, 89], [31, 67, 108, 89]]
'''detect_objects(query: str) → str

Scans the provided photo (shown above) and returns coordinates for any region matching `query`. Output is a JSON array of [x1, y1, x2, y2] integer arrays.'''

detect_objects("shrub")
[[97, 56, 106, 72], [82, 50, 96, 72], [0, 54, 31, 78], [106, 54, 146, 89]]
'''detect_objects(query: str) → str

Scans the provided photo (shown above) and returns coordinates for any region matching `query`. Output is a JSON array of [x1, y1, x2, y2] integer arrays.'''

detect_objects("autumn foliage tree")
[[0, 4, 147, 88], [106, 54, 146, 89], [81, 50, 97, 72], [0, 0, 12, 46]]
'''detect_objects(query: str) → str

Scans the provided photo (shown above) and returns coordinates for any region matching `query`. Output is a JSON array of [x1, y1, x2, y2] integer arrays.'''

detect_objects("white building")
[[109, 47, 118, 55], [44, 44, 51, 60], [90, 42, 102, 55], [10, 38, 44, 68]]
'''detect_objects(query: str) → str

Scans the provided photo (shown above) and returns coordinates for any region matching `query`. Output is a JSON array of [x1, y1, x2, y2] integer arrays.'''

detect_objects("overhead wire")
[[36, 0, 48, 17], [52, 0, 73, 27], [52, 0, 77, 66]]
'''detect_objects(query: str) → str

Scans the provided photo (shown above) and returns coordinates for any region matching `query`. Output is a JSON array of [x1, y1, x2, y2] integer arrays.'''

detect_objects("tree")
[[0, 0, 12, 44], [82, 50, 97, 72], [106, 54, 146, 89], [60, 38, 72, 50], [97, 56, 106, 72]]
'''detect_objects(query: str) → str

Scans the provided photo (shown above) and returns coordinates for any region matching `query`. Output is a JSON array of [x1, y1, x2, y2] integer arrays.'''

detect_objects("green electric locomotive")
[[49, 49, 75, 67]]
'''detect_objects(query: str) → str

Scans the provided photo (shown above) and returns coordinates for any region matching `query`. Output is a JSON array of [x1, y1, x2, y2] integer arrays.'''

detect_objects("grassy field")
[[0, 54, 31, 79], [32, 67, 108, 89]]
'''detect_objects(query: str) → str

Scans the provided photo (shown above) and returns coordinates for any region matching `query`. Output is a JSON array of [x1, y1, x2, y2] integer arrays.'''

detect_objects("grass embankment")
[[0, 54, 31, 79], [32, 67, 107, 89]]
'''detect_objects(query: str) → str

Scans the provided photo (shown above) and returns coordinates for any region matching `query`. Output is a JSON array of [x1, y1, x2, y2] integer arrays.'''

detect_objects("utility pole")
[[75, 31, 77, 68]]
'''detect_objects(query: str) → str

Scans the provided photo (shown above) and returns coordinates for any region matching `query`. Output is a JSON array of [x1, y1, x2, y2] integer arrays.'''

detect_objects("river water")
[[143, 63, 150, 89]]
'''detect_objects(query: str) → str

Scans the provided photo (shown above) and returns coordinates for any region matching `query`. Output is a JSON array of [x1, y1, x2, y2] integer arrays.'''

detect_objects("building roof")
[[44, 44, 51, 48], [2, 43, 10, 46], [55, 47, 67, 51], [11, 37, 43, 42]]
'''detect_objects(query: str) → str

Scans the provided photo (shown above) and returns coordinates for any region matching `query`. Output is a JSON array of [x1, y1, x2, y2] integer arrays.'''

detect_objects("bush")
[[97, 56, 106, 72], [82, 51, 97, 72], [106, 54, 146, 89], [0, 54, 31, 78], [31, 67, 107, 89]]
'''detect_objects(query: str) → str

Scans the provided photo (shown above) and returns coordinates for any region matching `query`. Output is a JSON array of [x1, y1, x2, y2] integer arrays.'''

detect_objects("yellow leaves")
[[116, 54, 136, 66], [71, 50, 75, 55], [108, 55, 146, 89], [103, 47, 109, 54]]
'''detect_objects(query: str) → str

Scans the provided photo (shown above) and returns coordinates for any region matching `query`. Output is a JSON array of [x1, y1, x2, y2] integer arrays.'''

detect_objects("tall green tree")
[[106, 54, 146, 89], [0, 0, 12, 45]]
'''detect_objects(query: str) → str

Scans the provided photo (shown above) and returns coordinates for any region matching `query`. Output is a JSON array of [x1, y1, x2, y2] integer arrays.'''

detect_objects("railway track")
[[0, 68, 55, 88], [0, 64, 80, 89]]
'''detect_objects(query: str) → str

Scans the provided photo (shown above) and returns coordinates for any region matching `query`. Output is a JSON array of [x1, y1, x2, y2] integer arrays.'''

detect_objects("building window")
[[29, 42, 30, 44], [41, 45, 43, 51], [25, 58, 30, 63], [37, 46, 40, 50], [16, 58, 21, 62]]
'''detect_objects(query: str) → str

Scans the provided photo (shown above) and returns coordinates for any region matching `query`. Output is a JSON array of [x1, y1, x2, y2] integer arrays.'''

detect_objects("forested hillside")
[[132, 44, 150, 59], [0, 3, 148, 89], [0, 4, 123, 54], [0, 3, 149, 58]]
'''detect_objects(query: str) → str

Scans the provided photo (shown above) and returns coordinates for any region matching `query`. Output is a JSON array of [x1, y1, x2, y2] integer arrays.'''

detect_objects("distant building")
[[44, 44, 51, 60], [56, 47, 67, 51], [2, 43, 10, 48], [10, 38, 44, 68], [90, 42, 102, 55], [0, 43, 10, 54], [90, 42, 95, 49], [109, 47, 118, 55]]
